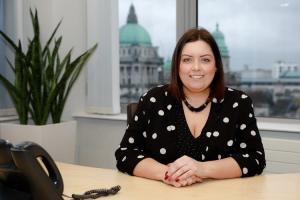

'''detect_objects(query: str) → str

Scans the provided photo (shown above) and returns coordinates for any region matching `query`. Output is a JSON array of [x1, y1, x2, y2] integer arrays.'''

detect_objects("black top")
[[115, 85, 266, 177]]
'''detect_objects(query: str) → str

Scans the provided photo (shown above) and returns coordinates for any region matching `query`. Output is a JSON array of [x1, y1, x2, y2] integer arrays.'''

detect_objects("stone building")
[[119, 4, 164, 111]]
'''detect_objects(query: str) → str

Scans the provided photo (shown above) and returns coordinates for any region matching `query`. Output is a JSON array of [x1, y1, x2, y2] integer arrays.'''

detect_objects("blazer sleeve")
[[231, 93, 266, 177], [115, 94, 151, 175]]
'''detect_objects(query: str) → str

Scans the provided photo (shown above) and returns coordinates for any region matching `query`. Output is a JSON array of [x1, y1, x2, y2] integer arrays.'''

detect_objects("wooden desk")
[[58, 162, 300, 200]]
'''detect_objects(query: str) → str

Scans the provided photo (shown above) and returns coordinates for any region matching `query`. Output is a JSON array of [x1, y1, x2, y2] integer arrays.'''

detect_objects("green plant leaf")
[[0, 8, 97, 125]]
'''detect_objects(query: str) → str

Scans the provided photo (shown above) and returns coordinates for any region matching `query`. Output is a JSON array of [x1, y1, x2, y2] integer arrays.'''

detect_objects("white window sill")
[[0, 116, 19, 122], [73, 112, 127, 121], [257, 117, 300, 133]]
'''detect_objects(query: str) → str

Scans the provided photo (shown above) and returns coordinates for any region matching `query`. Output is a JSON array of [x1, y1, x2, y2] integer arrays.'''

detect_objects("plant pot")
[[0, 120, 77, 163]]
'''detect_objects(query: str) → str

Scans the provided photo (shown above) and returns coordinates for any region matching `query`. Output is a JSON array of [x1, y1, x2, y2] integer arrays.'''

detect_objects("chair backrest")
[[126, 102, 138, 124]]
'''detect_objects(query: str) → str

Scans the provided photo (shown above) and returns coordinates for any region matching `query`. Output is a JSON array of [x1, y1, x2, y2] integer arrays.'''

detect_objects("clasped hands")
[[163, 155, 204, 187]]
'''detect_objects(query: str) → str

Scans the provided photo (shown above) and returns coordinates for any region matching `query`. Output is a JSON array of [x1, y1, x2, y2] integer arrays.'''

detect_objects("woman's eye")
[[182, 58, 192, 63], [201, 58, 210, 63]]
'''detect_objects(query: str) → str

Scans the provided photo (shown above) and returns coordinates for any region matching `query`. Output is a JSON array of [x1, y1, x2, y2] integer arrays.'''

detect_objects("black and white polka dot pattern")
[[115, 85, 266, 177]]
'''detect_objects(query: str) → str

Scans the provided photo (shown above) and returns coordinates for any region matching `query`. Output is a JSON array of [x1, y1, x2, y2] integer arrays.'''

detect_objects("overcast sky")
[[119, 0, 300, 71]]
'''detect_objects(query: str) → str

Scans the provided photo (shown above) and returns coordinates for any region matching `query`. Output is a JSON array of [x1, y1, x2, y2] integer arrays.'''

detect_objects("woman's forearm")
[[133, 158, 168, 181], [199, 157, 242, 179]]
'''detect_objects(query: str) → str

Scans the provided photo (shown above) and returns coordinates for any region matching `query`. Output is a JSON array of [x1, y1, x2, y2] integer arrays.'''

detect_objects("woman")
[[115, 28, 266, 187]]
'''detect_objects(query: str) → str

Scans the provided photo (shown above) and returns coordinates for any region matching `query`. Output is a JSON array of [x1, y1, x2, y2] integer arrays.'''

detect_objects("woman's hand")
[[165, 155, 205, 184], [163, 174, 202, 187]]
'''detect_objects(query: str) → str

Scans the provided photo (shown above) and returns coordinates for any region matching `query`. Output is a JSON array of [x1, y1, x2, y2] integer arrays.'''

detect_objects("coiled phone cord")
[[63, 185, 121, 199]]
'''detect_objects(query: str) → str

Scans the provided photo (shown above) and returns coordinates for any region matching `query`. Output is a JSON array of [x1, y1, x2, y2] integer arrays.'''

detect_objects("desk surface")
[[58, 162, 300, 200]]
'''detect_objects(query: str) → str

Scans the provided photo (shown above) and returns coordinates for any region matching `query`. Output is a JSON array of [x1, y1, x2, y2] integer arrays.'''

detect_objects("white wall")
[[75, 116, 127, 169]]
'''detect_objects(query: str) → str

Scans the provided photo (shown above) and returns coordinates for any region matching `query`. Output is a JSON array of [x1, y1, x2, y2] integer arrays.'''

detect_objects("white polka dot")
[[158, 110, 164, 116], [255, 159, 259, 165], [249, 113, 253, 118], [143, 92, 147, 96], [142, 111, 146, 115], [148, 119, 150, 124], [152, 133, 157, 139], [240, 124, 246, 130], [128, 137, 134, 144], [150, 97, 156, 102], [242, 154, 249, 158], [126, 124, 129, 129], [165, 91, 168, 96], [166, 125, 176, 131], [140, 98, 143, 102], [251, 130, 256, 136], [202, 154, 205, 160], [242, 167, 248, 174], [228, 88, 234, 91], [212, 98, 218, 103], [206, 146, 209, 151], [220, 98, 224, 103], [251, 104, 254, 108], [143, 131, 147, 138], [240, 143, 247, 148], [160, 148, 166, 155], [137, 155, 144, 159], [241, 94, 248, 99], [256, 151, 262, 155], [218, 154, 222, 160], [166, 126, 171, 131], [223, 117, 229, 123], [227, 140, 233, 146], [206, 132, 212, 138], [134, 115, 138, 121], [157, 85, 163, 87], [122, 156, 126, 162], [233, 102, 238, 108], [167, 104, 172, 110], [120, 147, 127, 151], [213, 131, 219, 137]]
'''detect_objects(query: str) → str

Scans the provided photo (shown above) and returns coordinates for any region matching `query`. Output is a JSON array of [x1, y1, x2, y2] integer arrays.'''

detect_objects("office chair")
[[126, 102, 138, 124]]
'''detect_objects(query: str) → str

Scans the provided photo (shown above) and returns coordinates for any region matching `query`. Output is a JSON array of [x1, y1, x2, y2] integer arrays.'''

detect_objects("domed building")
[[119, 4, 164, 110], [212, 23, 230, 74]]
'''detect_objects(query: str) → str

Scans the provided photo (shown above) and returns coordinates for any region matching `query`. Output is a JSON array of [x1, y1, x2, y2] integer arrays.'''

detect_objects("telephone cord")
[[62, 185, 121, 199]]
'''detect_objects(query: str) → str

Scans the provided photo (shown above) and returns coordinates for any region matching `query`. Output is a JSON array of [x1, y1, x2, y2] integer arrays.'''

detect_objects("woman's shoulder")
[[140, 84, 170, 101], [223, 87, 253, 103]]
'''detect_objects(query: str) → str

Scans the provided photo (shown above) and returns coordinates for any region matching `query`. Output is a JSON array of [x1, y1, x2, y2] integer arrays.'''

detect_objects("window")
[[119, 0, 176, 112], [0, 0, 20, 117], [198, 0, 300, 119], [0, 0, 13, 116]]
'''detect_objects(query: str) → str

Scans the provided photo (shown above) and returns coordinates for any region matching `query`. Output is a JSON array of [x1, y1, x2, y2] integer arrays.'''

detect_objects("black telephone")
[[0, 139, 64, 200]]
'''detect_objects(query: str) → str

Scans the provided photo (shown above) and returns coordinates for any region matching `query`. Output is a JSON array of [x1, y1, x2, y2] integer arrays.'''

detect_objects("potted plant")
[[0, 9, 97, 163]]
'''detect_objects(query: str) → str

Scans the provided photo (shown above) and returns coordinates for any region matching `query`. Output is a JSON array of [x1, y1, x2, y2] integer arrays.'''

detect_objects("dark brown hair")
[[168, 28, 225, 101]]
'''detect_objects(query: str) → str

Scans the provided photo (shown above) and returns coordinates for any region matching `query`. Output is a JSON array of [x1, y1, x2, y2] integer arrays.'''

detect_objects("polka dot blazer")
[[115, 85, 266, 177]]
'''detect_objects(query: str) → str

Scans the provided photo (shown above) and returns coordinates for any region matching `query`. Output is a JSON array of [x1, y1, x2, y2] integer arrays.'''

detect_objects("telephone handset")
[[0, 139, 63, 200], [0, 139, 121, 200]]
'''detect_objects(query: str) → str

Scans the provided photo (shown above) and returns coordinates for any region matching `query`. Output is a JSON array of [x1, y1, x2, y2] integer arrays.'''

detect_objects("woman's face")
[[179, 40, 217, 95]]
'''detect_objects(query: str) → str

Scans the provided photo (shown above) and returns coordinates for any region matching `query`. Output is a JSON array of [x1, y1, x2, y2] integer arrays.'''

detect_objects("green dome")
[[212, 23, 229, 57], [120, 24, 152, 46], [119, 4, 152, 46]]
